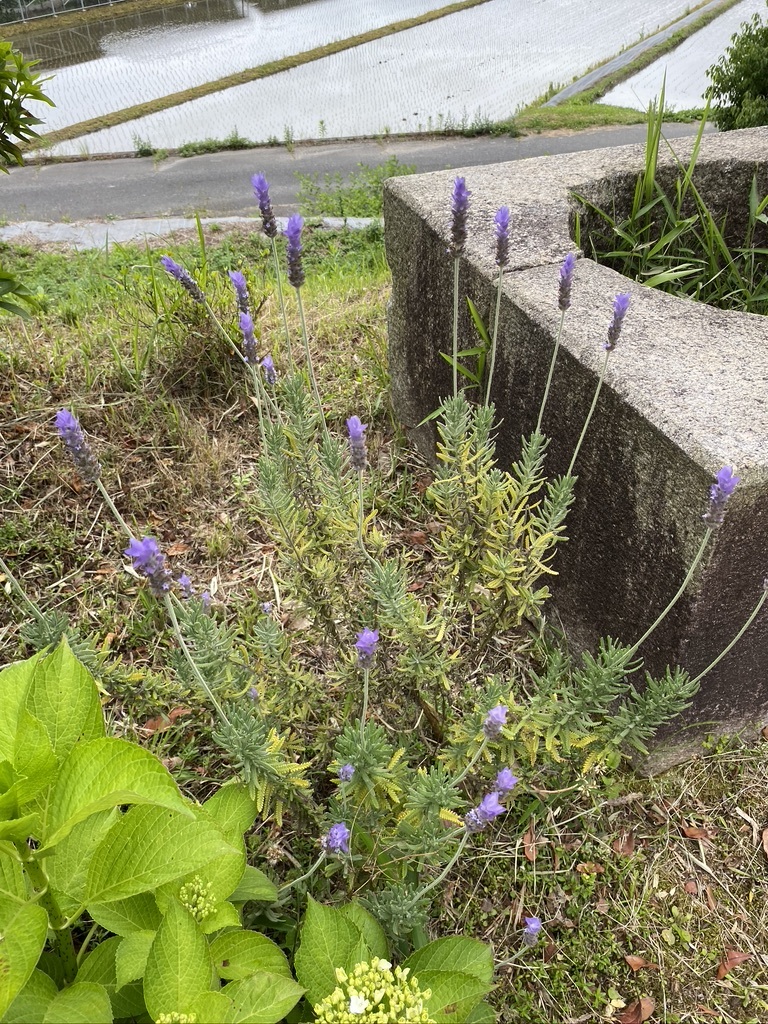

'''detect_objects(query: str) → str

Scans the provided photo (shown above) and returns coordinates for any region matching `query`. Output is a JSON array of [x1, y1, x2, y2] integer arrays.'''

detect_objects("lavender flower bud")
[[54, 409, 101, 483], [124, 536, 173, 598], [523, 916, 542, 946], [160, 256, 204, 303], [261, 354, 277, 385], [239, 312, 258, 363], [229, 270, 249, 315], [558, 253, 576, 311], [495, 768, 518, 795], [355, 627, 379, 669], [703, 465, 741, 527], [248, 686, 259, 701], [464, 791, 506, 833], [450, 177, 471, 257], [494, 206, 510, 268], [483, 705, 508, 740], [464, 808, 486, 833], [284, 214, 305, 289], [201, 591, 212, 614], [178, 574, 193, 599], [322, 822, 350, 854], [251, 173, 278, 239], [604, 292, 631, 351], [346, 415, 368, 472], [338, 763, 355, 782]]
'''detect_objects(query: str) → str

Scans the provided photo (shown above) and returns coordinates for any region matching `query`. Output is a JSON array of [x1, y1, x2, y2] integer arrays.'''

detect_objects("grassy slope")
[[2, 226, 767, 1020]]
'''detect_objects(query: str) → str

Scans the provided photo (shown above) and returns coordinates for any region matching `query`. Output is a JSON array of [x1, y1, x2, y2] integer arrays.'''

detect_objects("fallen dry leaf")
[[543, 941, 557, 963], [704, 884, 717, 912], [618, 997, 655, 1023], [401, 529, 428, 546], [139, 707, 193, 735], [612, 831, 636, 857], [576, 861, 605, 875], [695, 1005, 719, 1017], [166, 542, 191, 556], [523, 824, 538, 863], [761, 827, 768, 860], [682, 824, 714, 841], [595, 892, 609, 915], [716, 949, 752, 979], [683, 879, 699, 894], [624, 955, 660, 973]]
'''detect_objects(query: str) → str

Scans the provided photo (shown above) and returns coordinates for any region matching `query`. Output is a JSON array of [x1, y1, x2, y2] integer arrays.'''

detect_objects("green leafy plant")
[[0, 639, 307, 1024], [574, 92, 768, 314], [296, 157, 416, 218], [706, 3, 768, 130]]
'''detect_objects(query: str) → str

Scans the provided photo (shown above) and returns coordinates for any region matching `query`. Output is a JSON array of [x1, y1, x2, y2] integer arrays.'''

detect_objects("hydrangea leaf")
[[41, 981, 112, 1024], [2, 969, 57, 1024], [0, 902, 49, 1018], [143, 900, 213, 1020], [293, 896, 363, 1006], [47, 810, 117, 920], [44, 738, 192, 848], [210, 931, 292, 982], [184, 990, 237, 1024], [229, 865, 278, 905], [23, 641, 104, 764], [11, 709, 57, 807], [339, 902, 389, 962], [87, 892, 161, 937], [0, 653, 43, 761], [114, 931, 155, 991], [85, 804, 238, 904], [76, 936, 146, 1020], [0, 840, 26, 903], [202, 783, 258, 839], [409, 970, 491, 1023], [403, 936, 494, 984], [200, 900, 240, 935], [222, 972, 305, 1024]]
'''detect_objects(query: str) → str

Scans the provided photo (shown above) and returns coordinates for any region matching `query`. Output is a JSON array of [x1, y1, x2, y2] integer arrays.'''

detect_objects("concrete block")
[[384, 127, 768, 767]]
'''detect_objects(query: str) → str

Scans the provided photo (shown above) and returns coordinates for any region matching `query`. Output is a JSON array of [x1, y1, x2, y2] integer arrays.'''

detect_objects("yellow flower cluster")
[[155, 1013, 197, 1023], [178, 875, 215, 923], [314, 957, 435, 1023]]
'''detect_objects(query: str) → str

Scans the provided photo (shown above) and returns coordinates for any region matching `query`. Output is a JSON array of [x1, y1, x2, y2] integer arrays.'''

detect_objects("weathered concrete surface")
[[384, 127, 768, 767]]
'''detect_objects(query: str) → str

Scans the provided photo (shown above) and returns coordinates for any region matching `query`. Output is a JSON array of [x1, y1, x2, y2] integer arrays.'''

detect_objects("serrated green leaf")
[[42, 981, 113, 1023], [0, 841, 25, 903], [0, 815, 40, 843], [23, 640, 104, 764], [294, 896, 361, 1006], [0, 902, 49, 1018], [0, 654, 42, 762], [210, 930, 291, 982], [86, 804, 238, 904], [76, 936, 146, 1020], [203, 784, 257, 839], [229, 865, 277, 904], [143, 900, 213, 1020], [414, 970, 490, 1022], [48, 810, 117, 920], [1, 969, 57, 1024], [403, 936, 493, 984], [200, 900, 240, 934], [223, 973, 305, 1024], [339, 903, 388, 962], [11, 710, 57, 807], [114, 930, 154, 990], [87, 892, 162, 937], [45, 738, 192, 848], [465, 998, 497, 1022], [186, 990, 236, 1023]]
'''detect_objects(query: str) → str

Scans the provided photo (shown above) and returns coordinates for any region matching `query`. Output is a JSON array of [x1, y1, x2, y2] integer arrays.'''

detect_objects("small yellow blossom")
[[314, 957, 434, 1024]]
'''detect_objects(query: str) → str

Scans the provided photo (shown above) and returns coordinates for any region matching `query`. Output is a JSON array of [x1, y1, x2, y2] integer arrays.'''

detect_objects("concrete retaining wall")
[[383, 126, 768, 767]]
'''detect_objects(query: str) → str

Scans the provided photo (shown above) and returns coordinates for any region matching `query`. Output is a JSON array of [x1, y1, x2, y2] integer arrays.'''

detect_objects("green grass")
[[295, 156, 417, 218], [3, 223, 768, 1022]]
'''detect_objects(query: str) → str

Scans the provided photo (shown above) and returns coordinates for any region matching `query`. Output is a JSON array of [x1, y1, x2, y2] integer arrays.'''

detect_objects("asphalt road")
[[0, 123, 709, 224]]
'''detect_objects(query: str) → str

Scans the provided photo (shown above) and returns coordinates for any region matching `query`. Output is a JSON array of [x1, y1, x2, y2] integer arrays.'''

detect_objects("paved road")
[[0, 123, 709, 224]]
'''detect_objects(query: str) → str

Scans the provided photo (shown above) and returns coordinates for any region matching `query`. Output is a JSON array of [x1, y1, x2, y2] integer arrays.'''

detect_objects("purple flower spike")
[[261, 354, 277, 385], [55, 409, 101, 483], [229, 270, 249, 315], [355, 627, 379, 669], [704, 465, 741, 527], [124, 536, 172, 598], [464, 790, 506, 833], [604, 292, 631, 351], [338, 763, 355, 782], [483, 705, 508, 740], [160, 255, 204, 303], [450, 177, 471, 256], [201, 591, 212, 614], [346, 415, 368, 472], [284, 214, 305, 289], [178, 574, 193, 599], [322, 822, 350, 854], [523, 916, 542, 946], [251, 173, 278, 239], [495, 768, 518, 795], [558, 253, 576, 312], [494, 206, 510, 268], [239, 312, 258, 363]]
